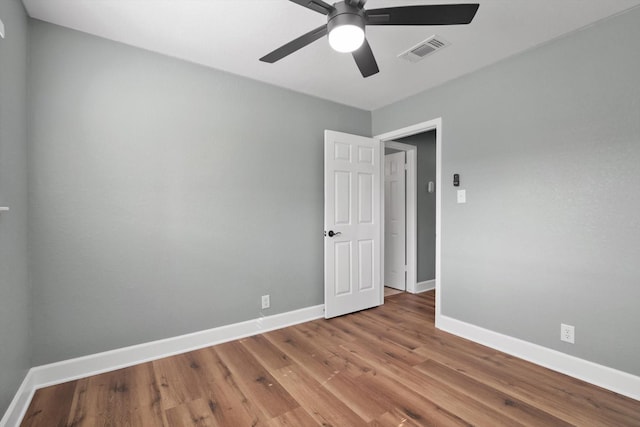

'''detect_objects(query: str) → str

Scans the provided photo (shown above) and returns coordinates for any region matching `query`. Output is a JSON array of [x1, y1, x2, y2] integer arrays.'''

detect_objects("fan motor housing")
[[327, 2, 366, 34]]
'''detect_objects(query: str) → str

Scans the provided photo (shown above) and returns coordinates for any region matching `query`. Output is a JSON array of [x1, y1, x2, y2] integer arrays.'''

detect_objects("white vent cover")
[[398, 35, 451, 63]]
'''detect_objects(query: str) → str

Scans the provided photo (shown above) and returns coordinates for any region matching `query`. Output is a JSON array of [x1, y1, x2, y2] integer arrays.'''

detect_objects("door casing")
[[376, 118, 442, 319]]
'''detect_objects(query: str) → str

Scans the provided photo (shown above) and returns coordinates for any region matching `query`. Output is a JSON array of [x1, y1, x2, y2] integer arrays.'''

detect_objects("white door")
[[384, 152, 406, 290], [324, 130, 382, 318]]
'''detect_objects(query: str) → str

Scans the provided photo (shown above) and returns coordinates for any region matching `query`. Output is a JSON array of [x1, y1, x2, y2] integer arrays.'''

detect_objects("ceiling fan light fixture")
[[329, 24, 364, 53], [327, 11, 365, 53], [260, 0, 480, 79]]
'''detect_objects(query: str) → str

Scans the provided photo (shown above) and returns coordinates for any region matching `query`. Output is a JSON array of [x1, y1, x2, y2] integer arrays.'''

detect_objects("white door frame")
[[375, 118, 442, 318]]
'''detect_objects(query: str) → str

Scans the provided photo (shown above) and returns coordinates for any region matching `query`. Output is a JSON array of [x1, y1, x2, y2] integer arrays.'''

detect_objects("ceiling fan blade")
[[366, 4, 479, 26], [352, 39, 379, 78], [289, 0, 334, 15], [260, 25, 328, 63]]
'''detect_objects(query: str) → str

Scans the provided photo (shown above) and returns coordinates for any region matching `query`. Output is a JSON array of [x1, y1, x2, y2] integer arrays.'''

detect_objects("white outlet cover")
[[0, 19, 5, 39], [561, 323, 575, 344]]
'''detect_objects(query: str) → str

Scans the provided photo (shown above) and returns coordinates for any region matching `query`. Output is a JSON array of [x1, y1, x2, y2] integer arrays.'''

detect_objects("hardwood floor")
[[21, 291, 640, 426], [383, 286, 403, 297]]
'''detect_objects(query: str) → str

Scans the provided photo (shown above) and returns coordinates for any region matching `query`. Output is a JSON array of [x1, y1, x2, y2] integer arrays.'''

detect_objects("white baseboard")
[[436, 314, 640, 402], [0, 372, 35, 427], [1, 304, 324, 427], [414, 279, 435, 294]]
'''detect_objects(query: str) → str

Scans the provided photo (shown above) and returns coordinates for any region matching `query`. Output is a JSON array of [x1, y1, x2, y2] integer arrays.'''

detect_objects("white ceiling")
[[21, 0, 640, 110]]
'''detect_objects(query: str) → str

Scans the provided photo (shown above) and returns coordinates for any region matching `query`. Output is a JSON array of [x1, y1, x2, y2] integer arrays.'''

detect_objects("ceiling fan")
[[260, 0, 480, 78]]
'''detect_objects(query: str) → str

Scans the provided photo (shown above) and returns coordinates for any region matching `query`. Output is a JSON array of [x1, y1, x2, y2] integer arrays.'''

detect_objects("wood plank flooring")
[[383, 287, 402, 297], [21, 291, 640, 426]]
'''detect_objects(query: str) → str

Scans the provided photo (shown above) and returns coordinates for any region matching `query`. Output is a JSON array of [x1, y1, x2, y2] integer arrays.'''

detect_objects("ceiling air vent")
[[398, 35, 451, 63]]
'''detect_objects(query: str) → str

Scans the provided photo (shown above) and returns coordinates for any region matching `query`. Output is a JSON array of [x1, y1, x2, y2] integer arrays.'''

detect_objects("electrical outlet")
[[560, 323, 575, 344], [261, 295, 270, 309]]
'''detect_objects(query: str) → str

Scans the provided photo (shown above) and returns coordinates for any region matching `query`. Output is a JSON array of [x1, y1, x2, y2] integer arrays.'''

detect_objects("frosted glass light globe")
[[328, 25, 365, 53]]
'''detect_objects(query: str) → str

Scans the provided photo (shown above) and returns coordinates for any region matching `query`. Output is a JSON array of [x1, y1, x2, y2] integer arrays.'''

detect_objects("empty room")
[[1, 0, 640, 425]]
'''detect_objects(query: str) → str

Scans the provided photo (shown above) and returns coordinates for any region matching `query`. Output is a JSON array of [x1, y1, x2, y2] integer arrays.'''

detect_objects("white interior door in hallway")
[[384, 151, 406, 291]]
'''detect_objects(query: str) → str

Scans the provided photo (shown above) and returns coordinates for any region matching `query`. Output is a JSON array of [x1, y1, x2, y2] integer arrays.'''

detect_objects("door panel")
[[358, 240, 374, 290], [384, 151, 406, 291], [334, 171, 351, 224], [358, 173, 373, 223], [324, 130, 382, 318], [334, 241, 352, 295]]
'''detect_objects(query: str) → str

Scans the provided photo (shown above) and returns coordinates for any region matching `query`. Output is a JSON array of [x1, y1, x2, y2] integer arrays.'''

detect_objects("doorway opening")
[[376, 119, 442, 313]]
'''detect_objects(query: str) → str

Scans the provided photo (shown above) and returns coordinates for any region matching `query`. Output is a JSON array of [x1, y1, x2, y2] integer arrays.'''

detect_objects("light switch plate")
[[457, 189, 466, 204], [0, 19, 5, 39]]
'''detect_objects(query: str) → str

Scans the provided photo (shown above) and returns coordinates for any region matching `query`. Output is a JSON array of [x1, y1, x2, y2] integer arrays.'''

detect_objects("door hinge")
[[404, 163, 409, 170]]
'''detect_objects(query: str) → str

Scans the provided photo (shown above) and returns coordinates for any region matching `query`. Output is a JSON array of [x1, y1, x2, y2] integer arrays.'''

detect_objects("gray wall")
[[0, 0, 30, 415], [373, 8, 640, 376], [28, 20, 370, 365], [396, 131, 436, 283]]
